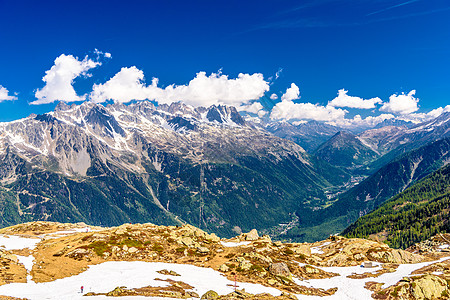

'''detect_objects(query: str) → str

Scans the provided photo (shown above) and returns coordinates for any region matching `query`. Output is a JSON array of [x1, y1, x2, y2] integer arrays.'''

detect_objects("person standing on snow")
[[81, 286, 84, 293]]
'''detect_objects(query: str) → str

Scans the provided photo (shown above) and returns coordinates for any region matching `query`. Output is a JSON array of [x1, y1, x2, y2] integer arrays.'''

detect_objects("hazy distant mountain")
[[359, 112, 450, 172], [309, 112, 450, 174], [265, 120, 341, 153], [313, 131, 380, 171], [373, 118, 413, 129]]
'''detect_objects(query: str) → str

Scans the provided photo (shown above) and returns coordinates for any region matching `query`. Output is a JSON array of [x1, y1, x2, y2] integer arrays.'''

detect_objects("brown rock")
[[201, 290, 219, 299], [269, 262, 291, 279], [244, 229, 259, 241], [411, 275, 449, 300]]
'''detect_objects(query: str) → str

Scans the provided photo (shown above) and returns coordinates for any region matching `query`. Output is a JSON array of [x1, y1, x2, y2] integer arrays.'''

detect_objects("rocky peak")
[[206, 105, 245, 125], [84, 105, 126, 137], [54, 101, 71, 112], [167, 102, 197, 117], [34, 113, 59, 124], [167, 116, 198, 132]]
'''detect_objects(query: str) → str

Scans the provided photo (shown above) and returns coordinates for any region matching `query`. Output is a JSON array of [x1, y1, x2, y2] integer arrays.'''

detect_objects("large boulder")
[[201, 290, 219, 300], [241, 229, 259, 241], [368, 249, 424, 264], [269, 262, 292, 280], [411, 275, 449, 300], [291, 244, 311, 256]]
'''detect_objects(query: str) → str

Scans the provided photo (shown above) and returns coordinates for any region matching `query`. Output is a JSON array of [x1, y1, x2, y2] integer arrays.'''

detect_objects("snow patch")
[[0, 261, 281, 300], [0, 235, 40, 250], [16, 255, 34, 272], [220, 241, 251, 247]]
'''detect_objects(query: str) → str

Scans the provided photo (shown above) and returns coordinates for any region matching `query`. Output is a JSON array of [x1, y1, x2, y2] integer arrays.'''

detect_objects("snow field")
[[0, 261, 282, 300], [292, 257, 450, 299], [220, 241, 251, 247], [0, 235, 40, 250]]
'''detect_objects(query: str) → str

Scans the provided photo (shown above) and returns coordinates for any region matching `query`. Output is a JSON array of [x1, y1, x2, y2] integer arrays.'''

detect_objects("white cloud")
[[328, 89, 382, 109], [270, 93, 278, 100], [275, 68, 283, 80], [270, 95, 397, 128], [397, 105, 450, 123], [90, 66, 157, 103], [94, 48, 112, 59], [281, 83, 300, 101], [270, 100, 346, 122], [90, 68, 270, 107], [0, 85, 17, 102], [32, 54, 100, 105], [238, 102, 267, 117], [333, 113, 395, 128], [270, 84, 397, 128], [380, 90, 419, 115]]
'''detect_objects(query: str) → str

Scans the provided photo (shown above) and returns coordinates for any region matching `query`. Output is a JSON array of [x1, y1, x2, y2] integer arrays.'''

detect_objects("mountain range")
[[1, 101, 450, 243], [0, 101, 348, 238]]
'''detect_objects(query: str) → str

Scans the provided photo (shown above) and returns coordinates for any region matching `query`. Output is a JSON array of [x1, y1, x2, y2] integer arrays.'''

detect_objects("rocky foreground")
[[0, 222, 449, 299]]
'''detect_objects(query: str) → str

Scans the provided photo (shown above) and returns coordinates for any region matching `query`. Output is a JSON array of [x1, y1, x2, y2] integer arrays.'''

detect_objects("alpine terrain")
[[0, 101, 349, 238]]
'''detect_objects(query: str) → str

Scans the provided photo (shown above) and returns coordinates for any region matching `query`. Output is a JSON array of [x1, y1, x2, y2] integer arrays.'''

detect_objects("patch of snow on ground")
[[310, 247, 324, 254], [379, 257, 449, 289], [310, 241, 331, 255], [439, 244, 449, 249], [0, 235, 40, 250], [49, 227, 96, 236], [0, 261, 282, 300], [16, 255, 34, 272], [220, 241, 251, 247], [292, 258, 450, 299]]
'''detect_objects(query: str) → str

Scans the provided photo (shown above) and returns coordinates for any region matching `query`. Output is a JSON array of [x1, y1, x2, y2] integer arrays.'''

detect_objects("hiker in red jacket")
[[81, 286, 84, 293]]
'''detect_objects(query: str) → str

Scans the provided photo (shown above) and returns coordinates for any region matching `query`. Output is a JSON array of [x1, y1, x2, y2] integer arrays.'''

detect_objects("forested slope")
[[342, 164, 450, 249]]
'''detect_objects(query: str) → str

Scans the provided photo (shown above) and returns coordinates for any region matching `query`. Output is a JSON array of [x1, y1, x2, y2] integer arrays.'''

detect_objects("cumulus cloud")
[[270, 93, 278, 100], [270, 84, 398, 129], [90, 67, 156, 103], [238, 101, 267, 117], [380, 90, 419, 115], [0, 85, 17, 102], [32, 54, 101, 105], [281, 83, 300, 101], [270, 100, 346, 122], [398, 105, 450, 123], [328, 89, 382, 109], [333, 114, 395, 128], [90, 68, 270, 107]]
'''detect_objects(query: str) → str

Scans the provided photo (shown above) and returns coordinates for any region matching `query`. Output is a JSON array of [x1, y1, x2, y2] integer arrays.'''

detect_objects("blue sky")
[[0, 0, 449, 126]]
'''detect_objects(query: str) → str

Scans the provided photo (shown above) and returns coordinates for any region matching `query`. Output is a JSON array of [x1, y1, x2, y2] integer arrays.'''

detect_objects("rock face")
[[411, 275, 449, 300], [374, 274, 450, 300], [368, 249, 424, 264]]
